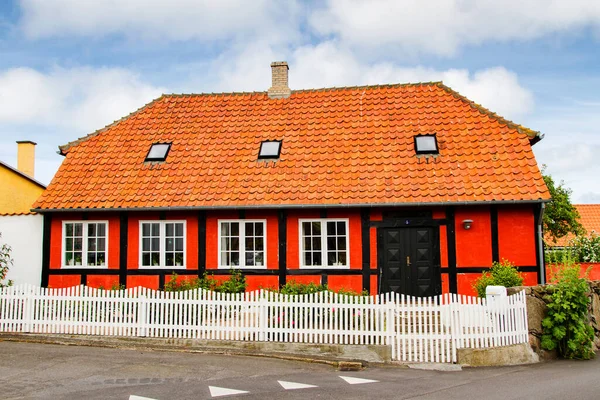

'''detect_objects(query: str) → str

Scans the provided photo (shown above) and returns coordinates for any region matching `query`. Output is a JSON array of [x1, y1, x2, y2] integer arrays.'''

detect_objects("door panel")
[[379, 227, 440, 297]]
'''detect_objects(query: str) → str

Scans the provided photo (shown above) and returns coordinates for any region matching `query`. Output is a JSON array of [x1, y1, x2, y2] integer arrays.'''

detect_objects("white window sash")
[[139, 220, 186, 269], [217, 219, 267, 269], [299, 219, 350, 269], [62, 221, 109, 269]]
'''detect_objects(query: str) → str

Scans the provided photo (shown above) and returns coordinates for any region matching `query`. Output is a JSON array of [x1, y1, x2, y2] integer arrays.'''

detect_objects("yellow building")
[[0, 141, 46, 214]]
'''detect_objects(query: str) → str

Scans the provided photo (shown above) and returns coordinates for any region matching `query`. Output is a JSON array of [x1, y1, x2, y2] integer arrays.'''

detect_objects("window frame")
[[138, 220, 187, 269], [414, 134, 439, 155], [217, 219, 267, 269], [298, 219, 350, 269], [145, 142, 172, 162], [62, 221, 109, 269], [258, 140, 282, 160]]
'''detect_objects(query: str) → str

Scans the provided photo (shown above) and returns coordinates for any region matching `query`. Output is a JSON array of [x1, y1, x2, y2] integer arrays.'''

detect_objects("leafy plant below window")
[[473, 259, 524, 298]]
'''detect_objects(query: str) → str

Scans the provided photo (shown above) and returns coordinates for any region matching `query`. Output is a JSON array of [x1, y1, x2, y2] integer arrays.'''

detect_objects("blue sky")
[[1, 0, 600, 202]]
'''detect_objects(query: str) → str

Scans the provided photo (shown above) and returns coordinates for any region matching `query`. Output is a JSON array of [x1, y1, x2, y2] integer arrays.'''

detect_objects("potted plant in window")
[[75, 255, 82, 266], [255, 252, 263, 267], [175, 253, 183, 267]]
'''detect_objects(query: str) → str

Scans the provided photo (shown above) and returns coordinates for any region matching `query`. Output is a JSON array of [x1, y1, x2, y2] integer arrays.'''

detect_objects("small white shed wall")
[[0, 214, 43, 286]]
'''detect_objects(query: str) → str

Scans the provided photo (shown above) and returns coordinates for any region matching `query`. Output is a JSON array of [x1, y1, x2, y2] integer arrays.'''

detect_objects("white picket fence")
[[0, 284, 529, 363]]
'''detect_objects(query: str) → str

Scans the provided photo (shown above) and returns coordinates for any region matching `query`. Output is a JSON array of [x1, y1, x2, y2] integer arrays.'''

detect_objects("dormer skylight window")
[[258, 140, 282, 160], [414, 134, 438, 155], [145, 143, 171, 162]]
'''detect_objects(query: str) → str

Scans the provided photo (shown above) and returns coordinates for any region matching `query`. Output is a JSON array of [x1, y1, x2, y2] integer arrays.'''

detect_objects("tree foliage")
[[542, 171, 584, 244], [473, 260, 524, 298]]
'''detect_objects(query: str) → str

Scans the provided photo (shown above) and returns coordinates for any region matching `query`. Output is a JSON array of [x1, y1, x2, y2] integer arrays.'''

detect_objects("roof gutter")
[[32, 198, 551, 213], [537, 203, 546, 285]]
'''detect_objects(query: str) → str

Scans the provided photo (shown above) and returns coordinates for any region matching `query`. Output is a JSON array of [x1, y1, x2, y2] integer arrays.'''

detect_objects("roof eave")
[[32, 198, 551, 213]]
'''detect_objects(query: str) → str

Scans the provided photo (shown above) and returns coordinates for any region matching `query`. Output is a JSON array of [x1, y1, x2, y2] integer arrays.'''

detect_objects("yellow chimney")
[[16, 141, 36, 178]]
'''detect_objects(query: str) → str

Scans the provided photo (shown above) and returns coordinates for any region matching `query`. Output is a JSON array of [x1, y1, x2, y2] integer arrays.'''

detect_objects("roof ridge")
[[162, 81, 442, 98], [59, 95, 166, 155], [437, 83, 541, 142]]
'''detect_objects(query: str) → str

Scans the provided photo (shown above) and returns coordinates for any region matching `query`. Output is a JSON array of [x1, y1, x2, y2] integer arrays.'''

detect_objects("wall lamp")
[[462, 219, 473, 230]]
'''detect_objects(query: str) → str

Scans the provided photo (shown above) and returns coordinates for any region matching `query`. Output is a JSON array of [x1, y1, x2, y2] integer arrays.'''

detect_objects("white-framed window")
[[139, 221, 186, 268], [63, 221, 108, 268], [299, 219, 349, 269], [218, 220, 266, 269]]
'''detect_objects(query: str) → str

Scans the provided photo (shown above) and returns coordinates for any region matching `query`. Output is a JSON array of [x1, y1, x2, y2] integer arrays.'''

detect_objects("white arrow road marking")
[[129, 396, 159, 400], [278, 380, 318, 390], [339, 376, 379, 385], [208, 386, 249, 397]]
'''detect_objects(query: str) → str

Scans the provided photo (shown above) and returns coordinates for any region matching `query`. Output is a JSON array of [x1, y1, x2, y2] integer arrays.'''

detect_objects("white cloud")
[[0, 66, 165, 132], [19, 0, 301, 44], [310, 0, 600, 56]]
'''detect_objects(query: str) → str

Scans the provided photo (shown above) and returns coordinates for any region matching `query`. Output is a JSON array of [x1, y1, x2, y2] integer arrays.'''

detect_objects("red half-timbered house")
[[32, 62, 550, 296]]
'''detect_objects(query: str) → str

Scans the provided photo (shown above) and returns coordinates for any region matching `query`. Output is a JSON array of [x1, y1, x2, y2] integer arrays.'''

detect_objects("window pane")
[[66, 238, 73, 251], [151, 253, 160, 266], [88, 224, 96, 237], [328, 252, 336, 266], [337, 222, 346, 235], [312, 237, 321, 251], [311, 222, 321, 235], [222, 237, 230, 251], [221, 251, 229, 266], [175, 223, 183, 236], [255, 238, 264, 251], [231, 237, 239, 251], [151, 238, 160, 251], [151, 223, 160, 236], [245, 237, 254, 251], [166, 253, 174, 266], [338, 252, 347, 265], [142, 238, 150, 251], [302, 222, 311, 235], [98, 223, 106, 237], [66, 253, 73, 265], [142, 223, 150, 236], [415, 135, 437, 152], [304, 253, 312, 266], [337, 236, 346, 250], [221, 222, 230, 236], [166, 223, 174, 237], [313, 252, 322, 266], [88, 238, 96, 251], [175, 238, 183, 252], [327, 236, 336, 251], [74, 252, 82, 265], [231, 223, 239, 236], [88, 253, 96, 266], [231, 252, 239, 266], [245, 222, 253, 237], [166, 238, 174, 251], [142, 253, 150, 266], [327, 221, 336, 235], [66, 223, 73, 236], [97, 238, 105, 251], [74, 238, 82, 251], [74, 223, 83, 236], [255, 223, 263, 236], [97, 253, 105, 265], [246, 251, 254, 266]]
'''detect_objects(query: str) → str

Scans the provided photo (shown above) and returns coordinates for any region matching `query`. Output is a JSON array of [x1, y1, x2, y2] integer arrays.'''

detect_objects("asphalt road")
[[0, 341, 598, 400]]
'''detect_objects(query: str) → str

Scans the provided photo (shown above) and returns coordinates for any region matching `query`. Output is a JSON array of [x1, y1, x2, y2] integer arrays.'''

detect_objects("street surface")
[[0, 341, 598, 399]]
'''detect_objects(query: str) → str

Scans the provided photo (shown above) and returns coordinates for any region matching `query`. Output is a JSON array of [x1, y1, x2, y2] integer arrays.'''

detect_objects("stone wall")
[[507, 281, 600, 359]]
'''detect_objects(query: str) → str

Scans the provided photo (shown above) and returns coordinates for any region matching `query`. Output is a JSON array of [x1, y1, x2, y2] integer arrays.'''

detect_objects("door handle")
[[406, 256, 411, 266]]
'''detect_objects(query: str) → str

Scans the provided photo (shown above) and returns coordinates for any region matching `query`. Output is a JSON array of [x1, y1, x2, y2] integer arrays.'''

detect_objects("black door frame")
[[376, 218, 442, 296]]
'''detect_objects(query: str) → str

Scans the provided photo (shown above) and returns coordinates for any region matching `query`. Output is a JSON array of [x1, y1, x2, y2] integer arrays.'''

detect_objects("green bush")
[[278, 280, 328, 295], [473, 259, 523, 298], [571, 232, 600, 263], [0, 233, 13, 288], [541, 261, 594, 359], [164, 270, 247, 294]]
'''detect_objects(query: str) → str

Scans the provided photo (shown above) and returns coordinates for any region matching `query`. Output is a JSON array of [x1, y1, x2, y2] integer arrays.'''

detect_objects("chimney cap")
[[16, 140, 37, 145], [270, 61, 289, 68]]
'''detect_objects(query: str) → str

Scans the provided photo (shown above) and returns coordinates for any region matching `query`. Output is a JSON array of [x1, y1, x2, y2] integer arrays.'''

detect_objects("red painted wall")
[[455, 207, 492, 268], [497, 206, 536, 266], [48, 275, 81, 288], [87, 275, 120, 289]]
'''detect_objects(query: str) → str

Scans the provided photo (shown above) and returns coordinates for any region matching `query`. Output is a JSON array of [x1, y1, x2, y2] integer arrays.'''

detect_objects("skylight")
[[258, 140, 282, 159], [145, 143, 171, 162], [414, 134, 438, 155]]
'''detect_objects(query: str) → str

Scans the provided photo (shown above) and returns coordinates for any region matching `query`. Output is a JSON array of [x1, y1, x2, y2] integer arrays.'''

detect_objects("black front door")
[[378, 227, 440, 297]]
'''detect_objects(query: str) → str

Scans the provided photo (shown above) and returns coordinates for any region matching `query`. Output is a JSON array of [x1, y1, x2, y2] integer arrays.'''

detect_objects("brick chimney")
[[268, 61, 291, 99], [16, 141, 36, 178]]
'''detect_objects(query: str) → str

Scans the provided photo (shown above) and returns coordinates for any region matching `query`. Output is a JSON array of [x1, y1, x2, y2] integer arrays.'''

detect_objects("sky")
[[0, 0, 599, 203]]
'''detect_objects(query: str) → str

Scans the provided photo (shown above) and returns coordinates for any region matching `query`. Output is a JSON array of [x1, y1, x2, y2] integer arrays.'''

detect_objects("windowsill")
[[62, 265, 109, 269], [140, 266, 187, 269], [299, 265, 350, 270], [217, 265, 267, 270]]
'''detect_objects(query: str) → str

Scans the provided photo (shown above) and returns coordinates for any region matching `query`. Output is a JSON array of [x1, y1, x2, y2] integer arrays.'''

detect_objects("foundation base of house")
[[457, 343, 540, 367], [0, 333, 392, 367]]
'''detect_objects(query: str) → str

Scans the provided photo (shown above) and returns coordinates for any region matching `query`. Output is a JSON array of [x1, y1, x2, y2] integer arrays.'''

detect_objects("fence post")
[[138, 294, 147, 337], [23, 285, 33, 333], [259, 290, 267, 342]]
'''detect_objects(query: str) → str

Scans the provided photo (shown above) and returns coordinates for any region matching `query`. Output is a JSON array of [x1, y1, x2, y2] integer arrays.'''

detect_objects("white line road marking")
[[208, 386, 249, 397], [278, 380, 318, 390], [129, 396, 159, 400], [339, 376, 380, 385]]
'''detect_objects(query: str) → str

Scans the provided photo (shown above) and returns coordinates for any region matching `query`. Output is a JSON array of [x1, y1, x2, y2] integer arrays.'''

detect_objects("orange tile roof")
[[549, 204, 600, 247], [33, 82, 550, 211]]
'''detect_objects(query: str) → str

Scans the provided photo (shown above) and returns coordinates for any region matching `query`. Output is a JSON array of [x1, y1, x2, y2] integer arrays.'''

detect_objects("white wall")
[[0, 214, 43, 286]]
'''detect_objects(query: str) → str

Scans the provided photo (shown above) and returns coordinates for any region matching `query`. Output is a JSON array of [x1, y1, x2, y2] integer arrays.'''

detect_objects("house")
[[546, 204, 600, 248], [32, 62, 550, 296], [0, 141, 46, 285]]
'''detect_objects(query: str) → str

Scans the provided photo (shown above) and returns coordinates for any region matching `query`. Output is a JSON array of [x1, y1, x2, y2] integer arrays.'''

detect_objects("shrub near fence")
[[0, 284, 529, 363]]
